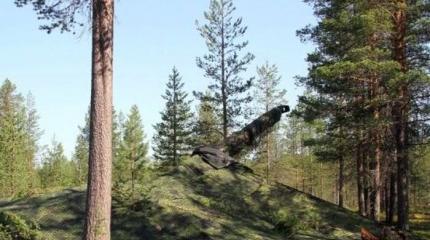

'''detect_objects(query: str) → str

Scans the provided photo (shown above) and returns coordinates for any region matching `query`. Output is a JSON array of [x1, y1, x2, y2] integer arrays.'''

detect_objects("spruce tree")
[[153, 67, 193, 166], [195, 0, 255, 143], [114, 105, 148, 202], [0, 79, 30, 198]]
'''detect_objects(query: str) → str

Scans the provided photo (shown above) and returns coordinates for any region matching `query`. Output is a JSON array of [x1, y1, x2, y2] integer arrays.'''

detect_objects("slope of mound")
[[0, 157, 381, 240]]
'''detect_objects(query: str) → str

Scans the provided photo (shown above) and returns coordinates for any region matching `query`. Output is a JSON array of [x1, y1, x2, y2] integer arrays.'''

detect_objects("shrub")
[[0, 211, 46, 240], [273, 209, 299, 237]]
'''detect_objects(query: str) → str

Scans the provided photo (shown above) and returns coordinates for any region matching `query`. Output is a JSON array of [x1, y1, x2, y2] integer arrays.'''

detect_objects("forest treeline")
[[293, 0, 430, 231], [2, 0, 429, 237]]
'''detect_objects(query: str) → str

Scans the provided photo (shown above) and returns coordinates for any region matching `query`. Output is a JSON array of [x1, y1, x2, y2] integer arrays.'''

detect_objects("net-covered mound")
[[0, 157, 383, 240]]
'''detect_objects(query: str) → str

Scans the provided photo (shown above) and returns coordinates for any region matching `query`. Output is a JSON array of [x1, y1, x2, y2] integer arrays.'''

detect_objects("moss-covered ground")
[[0, 157, 427, 239]]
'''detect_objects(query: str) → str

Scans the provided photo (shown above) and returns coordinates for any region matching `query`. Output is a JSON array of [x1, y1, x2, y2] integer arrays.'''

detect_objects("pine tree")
[[195, 0, 255, 143], [114, 105, 148, 202], [15, 0, 115, 237], [389, 0, 429, 230], [298, 0, 429, 227], [193, 91, 223, 146], [153, 67, 193, 166], [253, 62, 287, 183]]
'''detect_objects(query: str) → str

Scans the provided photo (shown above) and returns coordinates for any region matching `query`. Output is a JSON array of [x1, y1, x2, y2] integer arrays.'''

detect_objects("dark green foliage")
[[195, 0, 255, 140], [153, 68, 193, 165], [14, 0, 89, 34], [0, 211, 45, 240]]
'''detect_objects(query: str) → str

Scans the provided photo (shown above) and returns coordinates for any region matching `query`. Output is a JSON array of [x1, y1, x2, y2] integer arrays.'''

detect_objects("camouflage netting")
[[192, 105, 289, 169]]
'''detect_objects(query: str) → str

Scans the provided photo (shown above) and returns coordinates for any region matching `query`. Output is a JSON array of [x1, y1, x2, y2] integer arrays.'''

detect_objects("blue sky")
[[0, 0, 316, 157]]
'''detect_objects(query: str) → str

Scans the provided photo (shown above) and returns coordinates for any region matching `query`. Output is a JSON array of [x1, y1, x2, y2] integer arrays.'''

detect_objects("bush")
[[273, 209, 299, 237], [0, 211, 46, 240]]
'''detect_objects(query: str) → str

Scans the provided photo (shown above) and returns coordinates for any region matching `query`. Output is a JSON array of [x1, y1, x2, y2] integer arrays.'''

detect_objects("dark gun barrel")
[[192, 105, 290, 169], [225, 105, 290, 156]]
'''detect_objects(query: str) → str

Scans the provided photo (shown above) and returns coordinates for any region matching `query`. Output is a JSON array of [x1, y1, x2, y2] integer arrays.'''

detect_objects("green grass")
[[0, 157, 424, 239]]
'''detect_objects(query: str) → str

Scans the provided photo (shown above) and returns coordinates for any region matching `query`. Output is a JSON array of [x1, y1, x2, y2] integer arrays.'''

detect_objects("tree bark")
[[220, 10, 228, 144], [320, 162, 324, 199], [374, 111, 382, 220], [265, 103, 270, 184], [392, 0, 409, 230], [338, 157, 344, 208], [357, 141, 366, 216], [387, 170, 397, 224], [83, 0, 114, 239], [173, 74, 178, 166]]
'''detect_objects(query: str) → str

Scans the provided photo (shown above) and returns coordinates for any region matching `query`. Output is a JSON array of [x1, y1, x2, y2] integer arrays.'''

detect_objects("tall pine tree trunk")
[[392, 0, 409, 230], [84, 0, 114, 239]]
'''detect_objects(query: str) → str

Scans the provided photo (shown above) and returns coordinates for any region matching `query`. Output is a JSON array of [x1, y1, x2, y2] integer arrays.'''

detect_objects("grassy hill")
[[0, 157, 414, 240]]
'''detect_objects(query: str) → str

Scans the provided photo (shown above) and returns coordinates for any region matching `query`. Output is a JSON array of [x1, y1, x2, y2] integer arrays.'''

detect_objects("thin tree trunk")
[[357, 141, 366, 216], [266, 136, 270, 184], [173, 75, 177, 166], [388, 170, 396, 224], [84, 0, 114, 239], [131, 145, 135, 202], [221, 11, 227, 144], [374, 121, 382, 220], [320, 162, 324, 199], [265, 102, 270, 184], [364, 146, 372, 217], [338, 157, 344, 208]]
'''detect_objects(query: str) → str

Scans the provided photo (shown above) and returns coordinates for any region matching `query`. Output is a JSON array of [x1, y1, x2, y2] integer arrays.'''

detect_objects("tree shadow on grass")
[[172, 159, 380, 239], [171, 164, 285, 239], [112, 201, 214, 240]]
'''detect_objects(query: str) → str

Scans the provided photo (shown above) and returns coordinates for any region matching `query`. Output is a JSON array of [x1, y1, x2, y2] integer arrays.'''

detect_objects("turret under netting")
[[192, 105, 290, 169]]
